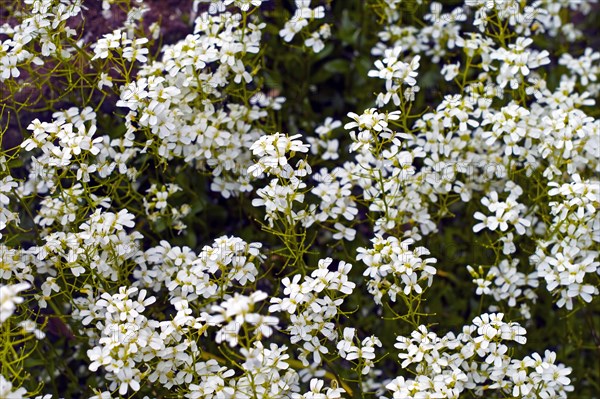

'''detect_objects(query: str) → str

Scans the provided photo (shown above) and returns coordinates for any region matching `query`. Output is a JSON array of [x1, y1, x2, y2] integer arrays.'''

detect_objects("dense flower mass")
[[1, 0, 599, 398]]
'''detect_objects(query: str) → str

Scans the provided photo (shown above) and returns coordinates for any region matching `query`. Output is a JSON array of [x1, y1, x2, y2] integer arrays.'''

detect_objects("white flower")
[[279, 18, 308, 42], [305, 31, 325, 53], [292, 378, 344, 399], [224, 0, 263, 11], [337, 327, 356, 358], [116, 367, 141, 395], [0, 375, 28, 399], [98, 72, 113, 90], [441, 62, 461, 81], [332, 222, 356, 241], [303, 336, 328, 364], [0, 283, 30, 323]]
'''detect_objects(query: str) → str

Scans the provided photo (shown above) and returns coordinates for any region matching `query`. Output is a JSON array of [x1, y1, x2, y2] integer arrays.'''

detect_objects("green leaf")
[[323, 59, 350, 74]]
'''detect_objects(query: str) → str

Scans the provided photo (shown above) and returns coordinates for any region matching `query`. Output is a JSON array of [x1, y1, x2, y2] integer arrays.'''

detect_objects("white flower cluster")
[[270, 258, 355, 367], [37, 207, 141, 281], [92, 30, 149, 63], [357, 235, 437, 305], [134, 235, 264, 298], [142, 183, 190, 232], [75, 236, 354, 398], [249, 133, 311, 179], [467, 258, 538, 318], [250, 133, 311, 226], [368, 46, 421, 107], [387, 313, 573, 399], [0, 281, 47, 396], [0, 282, 30, 324], [112, 7, 285, 198], [480, 0, 593, 37], [21, 107, 143, 192], [73, 236, 280, 396], [22, 108, 103, 168], [533, 174, 600, 309], [490, 37, 550, 89], [559, 48, 600, 88], [292, 378, 345, 399], [279, 1, 330, 53], [337, 327, 382, 375], [472, 184, 531, 235], [0, 0, 82, 81], [367, 0, 600, 313], [100, 0, 144, 19], [82, 287, 156, 395], [323, 106, 438, 239], [206, 291, 278, 346], [1, 0, 599, 397], [189, 341, 298, 399], [306, 117, 343, 161], [0, 175, 19, 239]]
